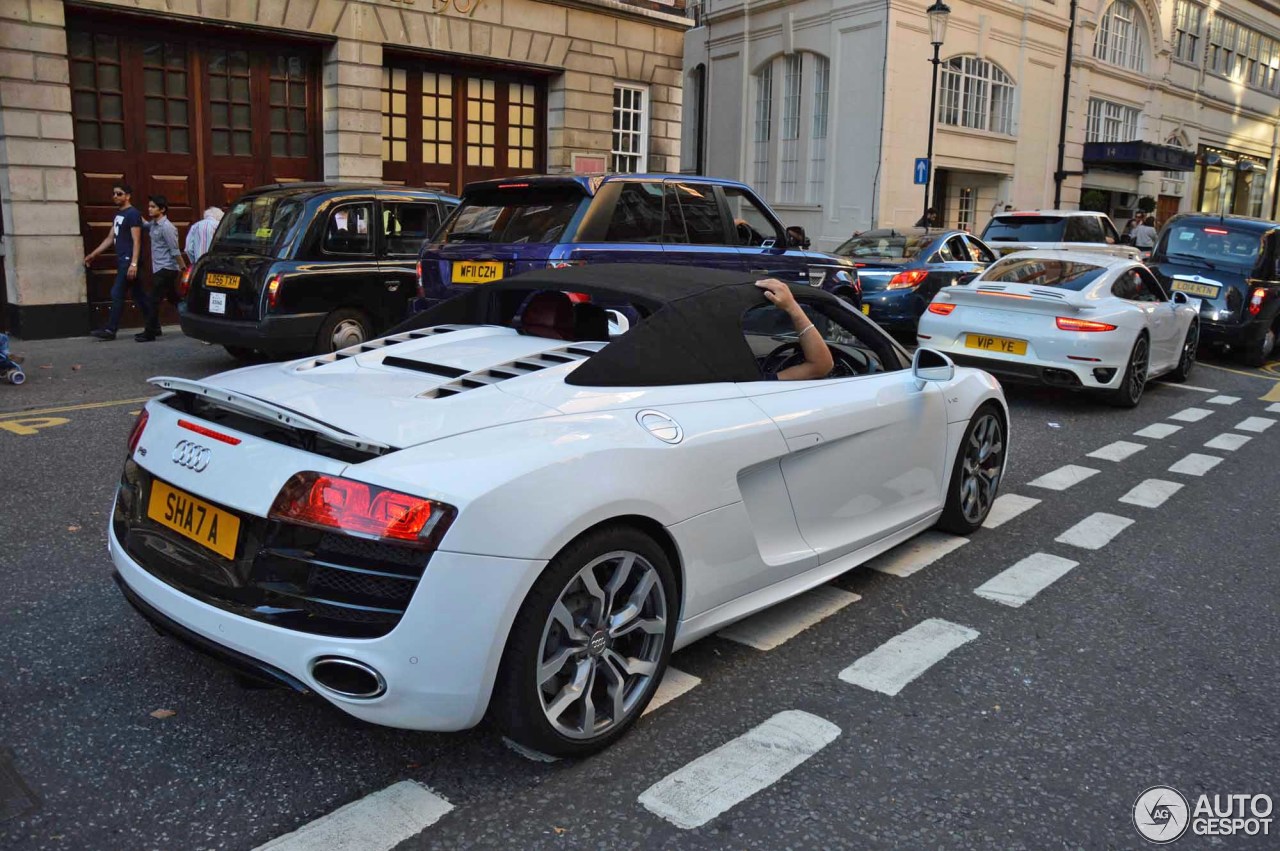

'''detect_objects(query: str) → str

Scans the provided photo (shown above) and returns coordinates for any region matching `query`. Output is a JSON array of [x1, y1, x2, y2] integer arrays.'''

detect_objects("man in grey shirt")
[[138, 194, 187, 342]]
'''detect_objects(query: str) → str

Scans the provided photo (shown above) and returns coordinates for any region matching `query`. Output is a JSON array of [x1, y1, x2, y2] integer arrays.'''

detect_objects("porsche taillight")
[[1056, 316, 1117, 332], [126, 409, 149, 454], [1248, 287, 1265, 316], [886, 269, 929, 290], [269, 472, 455, 548], [926, 302, 956, 315]]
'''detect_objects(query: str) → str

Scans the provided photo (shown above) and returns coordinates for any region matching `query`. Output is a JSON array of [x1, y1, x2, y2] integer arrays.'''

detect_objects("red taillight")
[[1204, 226, 1230, 235], [178, 418, 242, 446], [269, 472, 454, 547], [127, 409, 149, 454], [266, 274, 282, 311], [927, 302, 956, 315], [886, 269, 929, 290], [547, 260, 586, 270], [1056, 316, 1117, 332], [416, 260, 425, 299], [1248, 287, 1265, 316], [177, 266, 192, 298]]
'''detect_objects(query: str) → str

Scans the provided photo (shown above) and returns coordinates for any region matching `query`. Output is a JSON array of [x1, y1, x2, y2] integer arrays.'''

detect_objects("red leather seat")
[[520, 291, 576, 340]]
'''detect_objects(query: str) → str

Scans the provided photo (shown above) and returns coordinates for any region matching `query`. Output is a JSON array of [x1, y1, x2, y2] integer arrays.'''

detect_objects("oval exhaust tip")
[[309, 657, 386, 700]]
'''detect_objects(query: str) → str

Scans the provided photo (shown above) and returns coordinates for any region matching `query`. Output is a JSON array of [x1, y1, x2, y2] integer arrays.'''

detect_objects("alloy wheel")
[[536, 551, 667, 741], [1183, 324, 1199, 369], [959, 413, 1004, 524], [1128, 338, 1149, 404], [330, 318, 367, 351]]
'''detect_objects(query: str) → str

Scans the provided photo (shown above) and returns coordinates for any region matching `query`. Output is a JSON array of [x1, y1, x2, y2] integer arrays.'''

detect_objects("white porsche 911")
[[110, 264, 1008, 756], [917, 251, 1201, 407]]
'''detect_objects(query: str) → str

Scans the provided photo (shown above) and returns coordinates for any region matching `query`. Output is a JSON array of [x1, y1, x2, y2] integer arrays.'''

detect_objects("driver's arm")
[[755, 279, 834, 380]]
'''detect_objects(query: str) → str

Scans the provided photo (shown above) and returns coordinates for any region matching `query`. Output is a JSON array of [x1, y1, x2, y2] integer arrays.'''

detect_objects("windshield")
[[980, 257, 1107, 290], [441, 187, 586, 244], [213, 196, 303, 256], [1156, 223, 1261, 268], [981, 216, 1067, 243], [834, 234, 928, 260]]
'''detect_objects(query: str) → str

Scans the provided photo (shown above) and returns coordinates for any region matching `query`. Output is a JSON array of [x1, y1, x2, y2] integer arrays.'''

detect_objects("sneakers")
[[134, 331, 157, 342], [90, 328, 116, 341]]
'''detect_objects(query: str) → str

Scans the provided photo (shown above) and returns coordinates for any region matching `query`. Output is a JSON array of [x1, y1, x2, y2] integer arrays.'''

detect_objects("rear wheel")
[[1106, 334, 1148, 408], [492, 525, 677, 758], [1239, 323, 1277, 368], [936, 403, 1006, 535], [1167, 322, 1198, 383], [315, 308, 372, 354]]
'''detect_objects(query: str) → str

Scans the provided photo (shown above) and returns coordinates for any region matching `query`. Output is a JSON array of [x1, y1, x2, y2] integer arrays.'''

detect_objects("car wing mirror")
[[606, 309, 631, 336], [912, 348, 955, 389], [955, 271, 979, 285], [1171, 291, 1190, 305]]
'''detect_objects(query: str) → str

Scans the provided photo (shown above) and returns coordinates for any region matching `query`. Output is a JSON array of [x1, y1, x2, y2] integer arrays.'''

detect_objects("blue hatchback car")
[[415, 174, 860, 308]]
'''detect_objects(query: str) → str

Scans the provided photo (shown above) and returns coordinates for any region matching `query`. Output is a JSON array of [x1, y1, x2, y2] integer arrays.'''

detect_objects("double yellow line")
[[0, 396, 153, 420]]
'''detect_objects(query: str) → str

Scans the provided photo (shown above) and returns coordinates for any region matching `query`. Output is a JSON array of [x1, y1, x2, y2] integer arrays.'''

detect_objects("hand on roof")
[[755, 278, 799, 316]]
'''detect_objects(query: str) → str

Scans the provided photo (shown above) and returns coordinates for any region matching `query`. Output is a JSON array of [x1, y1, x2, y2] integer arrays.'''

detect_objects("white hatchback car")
[[918, 251, 1200, 407], [111, 264, 1008, 756]]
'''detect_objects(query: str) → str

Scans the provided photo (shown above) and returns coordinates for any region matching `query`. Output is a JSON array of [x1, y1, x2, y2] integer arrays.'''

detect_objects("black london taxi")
[[1148, 213, 1280, 366], [180, 184, 458, 359]]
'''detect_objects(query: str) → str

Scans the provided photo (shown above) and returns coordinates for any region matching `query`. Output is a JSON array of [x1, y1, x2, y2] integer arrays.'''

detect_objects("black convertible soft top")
[[393, 263, 856, 387]]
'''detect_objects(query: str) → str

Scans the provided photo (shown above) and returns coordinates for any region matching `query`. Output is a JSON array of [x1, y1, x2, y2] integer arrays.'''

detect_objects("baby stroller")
[[0, 333, 24, 385]]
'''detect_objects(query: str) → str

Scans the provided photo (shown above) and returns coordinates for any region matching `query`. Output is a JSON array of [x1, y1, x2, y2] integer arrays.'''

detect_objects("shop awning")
[[1082, 141, 1197, 173]]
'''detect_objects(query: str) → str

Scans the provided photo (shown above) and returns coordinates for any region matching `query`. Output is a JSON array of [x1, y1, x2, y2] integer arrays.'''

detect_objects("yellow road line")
[[0, 396, 153, 420], [1262, 383, 1280, 403], [1197, 361, 1280, 381]]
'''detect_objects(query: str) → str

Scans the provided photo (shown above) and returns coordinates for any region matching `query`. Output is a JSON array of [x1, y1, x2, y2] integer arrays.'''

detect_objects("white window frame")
[[1172, 0, 1203, 64], [778, 54, 803, 202], [1086, 97, 1140, 143], [611, 84, 649, 174], [809, 55, 830, 204], [753, 62, 772, 192], [1094, 0, 1147, 72], [938, 56, 1015, 135], [1208, 15, 1242, 79]]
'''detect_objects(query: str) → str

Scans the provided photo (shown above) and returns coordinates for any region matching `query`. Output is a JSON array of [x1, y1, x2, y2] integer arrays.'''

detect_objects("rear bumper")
[[860, 290, 923, 330], [1199, 315, 1271, 348], [179, 311, 325, 354], [944, 352, 1104, 388]]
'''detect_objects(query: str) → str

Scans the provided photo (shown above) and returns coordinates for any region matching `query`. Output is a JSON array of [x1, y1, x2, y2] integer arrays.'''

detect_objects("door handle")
[[384, 280, 400, 291], [749, 268, 770, 274]]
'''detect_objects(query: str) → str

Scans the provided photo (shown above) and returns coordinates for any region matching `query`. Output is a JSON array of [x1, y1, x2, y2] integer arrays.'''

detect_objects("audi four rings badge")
[[172, 440, 212, 472]]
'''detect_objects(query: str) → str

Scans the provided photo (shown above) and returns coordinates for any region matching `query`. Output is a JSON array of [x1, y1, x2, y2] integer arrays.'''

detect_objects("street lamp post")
[[923, 0, 950, 226]]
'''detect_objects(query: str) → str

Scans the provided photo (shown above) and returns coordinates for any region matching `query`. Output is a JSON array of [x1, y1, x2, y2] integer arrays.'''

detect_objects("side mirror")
[[786, 226, 811, 249], [912, 348, 955, 389], [606, 309, 631, 336], [955, 272, 979, 286], [1171, 291, 1189, 306]]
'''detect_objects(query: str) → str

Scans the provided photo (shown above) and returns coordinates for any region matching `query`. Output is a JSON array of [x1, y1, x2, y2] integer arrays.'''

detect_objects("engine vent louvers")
[[416, 342, 606, 399], [1030, 288, 1067, 300], [381, 357, 468, 378], [292, 325, 465, 372]]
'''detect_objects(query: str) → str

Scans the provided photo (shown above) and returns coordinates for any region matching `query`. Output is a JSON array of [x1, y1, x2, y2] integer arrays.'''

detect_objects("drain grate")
[[0, 748, 40, 822]]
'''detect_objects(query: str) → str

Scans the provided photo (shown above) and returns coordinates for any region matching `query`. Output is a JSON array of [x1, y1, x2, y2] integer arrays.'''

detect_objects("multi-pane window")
[[1093, 1, 1147, 71], [381, 68, 408, 162], [938, 56, 1015, 135], [269, 55, 309, 158], [422, 72, 454, 166], [141, 42, 189, 153], [957, 188, 974, 232], [508, 83, 536, 170], [778, 54, 802, 202], [1172, 1, 1203, 63], [69, 31, 124, 151], [466, 78, 496, 168], [611, 84, 648, 173], [752, 64, 772, 190], [208, 49, 252, 157], [809, 56, 830, 204], [1242, 29, 1280, 91], [1085, 98, 1139, 143], [1162, 135, 1188, 196], [1208, 16, 1242, 78]]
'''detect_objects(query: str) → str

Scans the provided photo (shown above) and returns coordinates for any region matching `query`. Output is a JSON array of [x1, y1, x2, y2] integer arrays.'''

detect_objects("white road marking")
[[644, 667, 702, 715], [1055, 512, 1134, 550], [1158, 382, 1217, 393], [865, 531, 969, 578], [1086, 440, 1146, 462], [254, 782, 453, 851], [1204, 433, 1252, 452], [1233, 416, 1275, 433], [982, 493, 1041, 529], [1118, 479, 1184, 509], [1268, 403, 1280, 414], [1134, 423, 1182, 439], [837, 618, 980, 696], [1027, 464, 1100, 491], [1206, 395, 1241, 405], [1169, 453, 1223, 476], [637, 710, 840, 830], [718, 585, 860, 651], [1169, 407, 1213, 423], [974, 553, 1080, 608]]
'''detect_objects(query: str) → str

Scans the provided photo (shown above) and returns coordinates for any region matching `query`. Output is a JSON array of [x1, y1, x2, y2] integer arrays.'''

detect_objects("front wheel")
[[1105, 334, 1149, 408], [936, 403, 1006, 535], [491, 525, 677, 758]]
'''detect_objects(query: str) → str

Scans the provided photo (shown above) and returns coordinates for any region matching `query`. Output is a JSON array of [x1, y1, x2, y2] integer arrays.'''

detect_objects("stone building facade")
[[684, 0, 1280, 250], [0, 0, 689, 337]]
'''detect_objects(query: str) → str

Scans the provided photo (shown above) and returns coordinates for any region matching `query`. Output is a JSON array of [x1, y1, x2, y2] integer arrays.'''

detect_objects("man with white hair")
[[185, 206, 224, 263]]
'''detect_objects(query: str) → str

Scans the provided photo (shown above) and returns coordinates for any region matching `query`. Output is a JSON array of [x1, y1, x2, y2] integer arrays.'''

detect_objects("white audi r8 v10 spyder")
[[917, 251, 1200, 407], [110, 264, 1008, 756]]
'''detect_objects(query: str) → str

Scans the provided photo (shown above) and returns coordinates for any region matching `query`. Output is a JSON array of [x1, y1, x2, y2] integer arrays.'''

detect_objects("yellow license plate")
[[861, 304, 871, 315], [1170, 279, 1221, 298], [451, 261, 504, 285], [965, 333, 1028, 356], [147, 479, 241, 560], [205, 273, 240, 290]]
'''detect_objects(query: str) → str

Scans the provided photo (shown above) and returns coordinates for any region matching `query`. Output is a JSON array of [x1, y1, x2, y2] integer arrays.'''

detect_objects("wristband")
[[798, 323, 817, 338]]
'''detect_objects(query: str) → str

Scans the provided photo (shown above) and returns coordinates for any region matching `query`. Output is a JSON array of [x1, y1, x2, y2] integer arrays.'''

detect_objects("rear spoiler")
[[148, 376, 391, 454], [942, 284, 1097, 311]]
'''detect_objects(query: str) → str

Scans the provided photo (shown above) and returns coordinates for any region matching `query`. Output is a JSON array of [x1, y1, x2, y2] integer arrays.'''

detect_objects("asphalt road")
[[1, 330, 1278, 850]]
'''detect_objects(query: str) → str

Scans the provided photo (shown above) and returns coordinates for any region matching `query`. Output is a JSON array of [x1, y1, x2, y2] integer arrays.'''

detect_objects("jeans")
[[106, 262, 153, 333], [146, 268, 179, 333]]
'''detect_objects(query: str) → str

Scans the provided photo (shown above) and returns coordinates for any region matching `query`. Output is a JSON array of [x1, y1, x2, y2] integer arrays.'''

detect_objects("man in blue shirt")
[[84, 182, 153, 341]]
